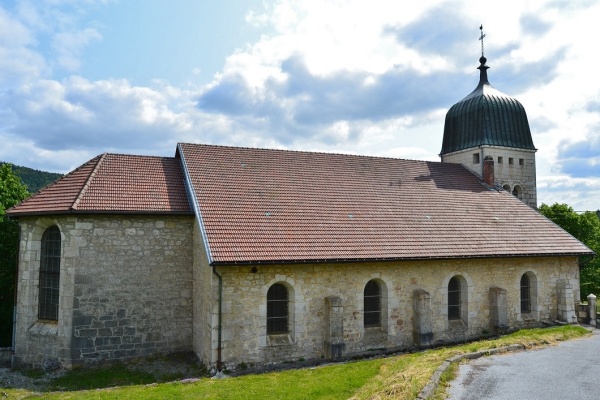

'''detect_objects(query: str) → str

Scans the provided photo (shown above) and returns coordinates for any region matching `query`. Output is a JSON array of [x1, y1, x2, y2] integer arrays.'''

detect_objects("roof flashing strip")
[[177, 144, 214, 265], [72, 153, 106, 211]]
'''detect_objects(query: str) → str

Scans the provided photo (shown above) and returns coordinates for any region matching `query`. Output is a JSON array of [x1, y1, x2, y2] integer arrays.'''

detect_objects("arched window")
[[512, 185, 523, 200], [448, 276, 461, 320], [364, 280, 381, 327], [521, 274, 531, 313], [39, 226, 61, 320], [267, 283, 288, 334], [502, 184, 511, 192]]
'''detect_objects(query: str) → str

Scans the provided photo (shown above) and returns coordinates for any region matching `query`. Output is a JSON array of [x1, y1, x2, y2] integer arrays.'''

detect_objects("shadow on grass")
[[42, 352, 207, 391]]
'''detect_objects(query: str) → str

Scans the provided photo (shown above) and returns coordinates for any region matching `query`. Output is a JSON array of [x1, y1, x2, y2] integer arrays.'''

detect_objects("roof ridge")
[[101, 152, 176, 160], [178, 142, 438, 164], [72, 152, 107, 211], [23, 156, 95, 197]]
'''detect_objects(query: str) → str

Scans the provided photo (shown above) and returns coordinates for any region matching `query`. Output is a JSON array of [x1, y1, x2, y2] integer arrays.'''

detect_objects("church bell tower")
[[440, 27, 537, 208]]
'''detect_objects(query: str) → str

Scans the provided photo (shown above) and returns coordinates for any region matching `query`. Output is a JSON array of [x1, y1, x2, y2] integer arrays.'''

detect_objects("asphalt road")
[[448, 328, 600, 400]]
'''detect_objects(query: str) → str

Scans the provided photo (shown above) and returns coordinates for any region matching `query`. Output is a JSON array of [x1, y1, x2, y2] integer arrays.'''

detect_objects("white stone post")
[[324, 296, 345, 360], [557, 281, 576, 323], [489, 287, 508, 334], [587, 294, 597, 328], [413, 289, 433, 346]]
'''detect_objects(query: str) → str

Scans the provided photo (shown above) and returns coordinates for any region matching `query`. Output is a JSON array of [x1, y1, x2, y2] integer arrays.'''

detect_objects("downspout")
[[10, 217, 20, 368], [212, 266, 223, 371]]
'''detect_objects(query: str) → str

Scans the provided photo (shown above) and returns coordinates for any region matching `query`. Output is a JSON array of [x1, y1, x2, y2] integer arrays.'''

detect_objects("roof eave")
[[6, 210, 194, 218], [210, 251, 595, 267]]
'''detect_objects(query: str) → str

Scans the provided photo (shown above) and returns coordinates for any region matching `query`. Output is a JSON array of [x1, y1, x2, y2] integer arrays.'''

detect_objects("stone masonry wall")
[[211, 256, 579, 369], [192, 221, 216, 366], [14, 215, 194, 368], [441, 146, 537, 208]]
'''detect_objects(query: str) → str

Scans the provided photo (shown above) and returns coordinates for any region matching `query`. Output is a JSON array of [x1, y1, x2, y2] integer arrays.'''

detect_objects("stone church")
[[7, 54, 592, 369]]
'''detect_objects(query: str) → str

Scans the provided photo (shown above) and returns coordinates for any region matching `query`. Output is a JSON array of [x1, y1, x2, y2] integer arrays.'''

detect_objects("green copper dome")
[[440, 56, 535, 155]]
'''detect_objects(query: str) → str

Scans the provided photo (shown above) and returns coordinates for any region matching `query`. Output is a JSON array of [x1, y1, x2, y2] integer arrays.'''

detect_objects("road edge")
[[416, 343, 526, 400]]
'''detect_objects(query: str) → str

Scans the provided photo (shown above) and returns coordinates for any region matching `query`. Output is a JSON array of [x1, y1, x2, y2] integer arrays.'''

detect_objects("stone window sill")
[[28, 321, 58, 336], [521, 313, 537, 322], [267, 333, 293, 346], [448, 319, 468, 331], [364, 326, 387, 336]]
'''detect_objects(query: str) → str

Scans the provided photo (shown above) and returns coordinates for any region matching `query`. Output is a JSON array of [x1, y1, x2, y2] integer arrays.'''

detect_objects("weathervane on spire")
[[479, 25, 486, 57]]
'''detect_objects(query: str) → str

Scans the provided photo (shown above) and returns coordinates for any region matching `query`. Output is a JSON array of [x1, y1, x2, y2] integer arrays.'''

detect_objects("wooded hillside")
[[0, 162, 63, 193]]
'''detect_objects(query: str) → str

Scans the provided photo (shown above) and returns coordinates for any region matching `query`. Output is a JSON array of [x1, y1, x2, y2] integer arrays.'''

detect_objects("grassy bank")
[[1, 325, 589, 400]]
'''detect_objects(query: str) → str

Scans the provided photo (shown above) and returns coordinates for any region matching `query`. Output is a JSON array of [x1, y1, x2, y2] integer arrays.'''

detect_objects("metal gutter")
[[210, 251, 595, 267], [6, 210, 194, 217]]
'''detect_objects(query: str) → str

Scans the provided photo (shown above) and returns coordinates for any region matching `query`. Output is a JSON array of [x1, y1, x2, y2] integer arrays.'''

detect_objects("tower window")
[[512, 185, 523, 200], [473, 153, 480, 164], [519, 158, 524, 166], [508, 158, 514, 165], [498, 156, 503, 164]]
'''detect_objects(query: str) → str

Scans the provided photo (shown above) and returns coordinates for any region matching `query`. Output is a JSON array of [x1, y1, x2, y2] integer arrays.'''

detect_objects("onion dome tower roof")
[[440, 56, 536, 155]]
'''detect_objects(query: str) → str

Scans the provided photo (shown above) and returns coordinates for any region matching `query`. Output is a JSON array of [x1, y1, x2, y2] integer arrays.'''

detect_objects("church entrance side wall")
[[14, 215, 195, 368], [211, 256, 579, 369]]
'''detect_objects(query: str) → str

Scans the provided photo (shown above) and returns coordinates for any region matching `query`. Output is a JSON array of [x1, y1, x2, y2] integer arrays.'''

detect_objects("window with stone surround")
[[39, 226, 61, 321], [448, 276, 461, 320], [364, 280, 381, 327], [267, 283, 288, 334], [520, 272, 538, 318], [520, 274, 531, 313]]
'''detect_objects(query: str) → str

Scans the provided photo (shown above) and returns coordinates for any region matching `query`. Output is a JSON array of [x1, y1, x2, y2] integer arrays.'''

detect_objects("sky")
[[0, 0, 599, 211]]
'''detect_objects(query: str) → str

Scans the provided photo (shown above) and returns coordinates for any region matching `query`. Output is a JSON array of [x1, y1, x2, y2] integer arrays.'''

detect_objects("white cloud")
[[52, 27, 101, 70], [0, 0, 599, 210]]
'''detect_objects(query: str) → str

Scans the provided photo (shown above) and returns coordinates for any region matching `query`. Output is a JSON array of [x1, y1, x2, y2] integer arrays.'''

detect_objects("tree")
[[0, 164, 29, 346], [0, 163, 29, 217], [539, 203, 600, 300]]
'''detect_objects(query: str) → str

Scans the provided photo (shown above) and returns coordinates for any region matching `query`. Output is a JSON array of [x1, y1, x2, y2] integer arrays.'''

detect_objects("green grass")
[[48, 364, 158, 391], [0, 325, 590, 400], [16, 368, 46, 379]]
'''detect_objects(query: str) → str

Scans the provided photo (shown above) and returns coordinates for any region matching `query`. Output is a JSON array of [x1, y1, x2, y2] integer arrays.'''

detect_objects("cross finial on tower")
[[479, 25, 486, 57]]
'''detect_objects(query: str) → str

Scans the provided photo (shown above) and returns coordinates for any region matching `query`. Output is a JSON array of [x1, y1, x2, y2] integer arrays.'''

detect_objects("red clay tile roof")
[[178, 143, 593, 264], [7, 153, 192, 216]]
